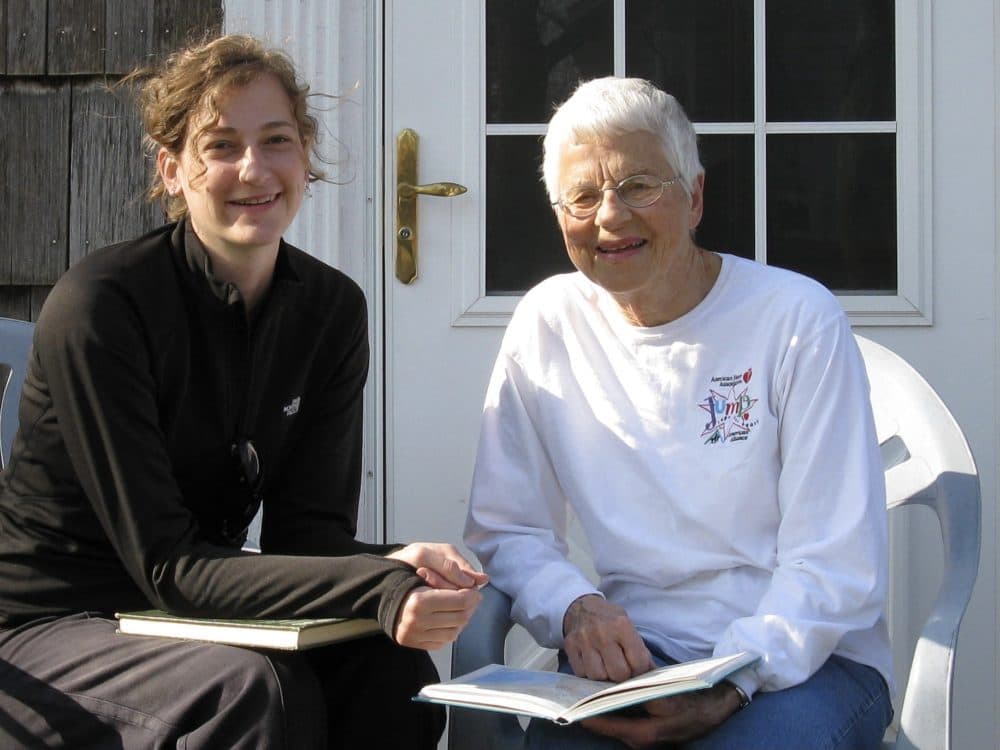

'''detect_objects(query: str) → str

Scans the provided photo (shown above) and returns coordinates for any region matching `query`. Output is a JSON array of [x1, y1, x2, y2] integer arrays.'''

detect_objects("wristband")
[[729, 681, 751, 710]]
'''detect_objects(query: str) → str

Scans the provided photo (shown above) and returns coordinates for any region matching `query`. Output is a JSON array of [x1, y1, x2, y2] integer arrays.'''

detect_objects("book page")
[[421, 664, 612, 717]]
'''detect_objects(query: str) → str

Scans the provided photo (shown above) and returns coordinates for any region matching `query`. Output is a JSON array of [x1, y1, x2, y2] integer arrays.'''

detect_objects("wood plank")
[[30, 286, 53, 321], [153, 0, 222, 58], [69, 80, 162, 266], [0, 82, 70, 284], [105, 0, 153, 74], [6, 0, 46, 75], [48, 0, 105, 74], [0, 288, 32, 322], [1, 0, 7, 75]]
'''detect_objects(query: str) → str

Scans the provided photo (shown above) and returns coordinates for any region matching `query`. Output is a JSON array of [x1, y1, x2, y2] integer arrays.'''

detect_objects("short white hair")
[[542, 77, 703, 203]]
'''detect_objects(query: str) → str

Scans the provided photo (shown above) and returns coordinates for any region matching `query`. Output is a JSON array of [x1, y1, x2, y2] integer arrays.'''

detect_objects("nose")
[[239, 145, 267, 183], [594, 186, 631, 227]]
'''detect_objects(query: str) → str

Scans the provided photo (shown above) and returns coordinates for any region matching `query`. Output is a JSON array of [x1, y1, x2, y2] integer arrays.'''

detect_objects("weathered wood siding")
[[0, 0, 222, 321]]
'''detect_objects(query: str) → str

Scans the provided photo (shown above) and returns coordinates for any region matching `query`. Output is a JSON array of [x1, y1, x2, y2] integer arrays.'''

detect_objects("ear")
[[687, 172, 705, 231], [157, 148, 182, 197]]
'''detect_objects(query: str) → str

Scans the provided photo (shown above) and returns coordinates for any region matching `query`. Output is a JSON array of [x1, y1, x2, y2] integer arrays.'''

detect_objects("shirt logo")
[[282, 396, 301, 417], [699, 368, 759, 444]]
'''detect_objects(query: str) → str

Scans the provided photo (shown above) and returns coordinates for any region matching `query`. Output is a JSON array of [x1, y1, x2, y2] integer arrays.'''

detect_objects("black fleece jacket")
[[0, 221, 421, 634]]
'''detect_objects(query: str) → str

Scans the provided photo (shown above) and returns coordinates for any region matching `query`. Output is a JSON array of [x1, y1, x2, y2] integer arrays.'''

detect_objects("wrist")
[[562, 593, 602, 636], [727, 681, 751, 711]]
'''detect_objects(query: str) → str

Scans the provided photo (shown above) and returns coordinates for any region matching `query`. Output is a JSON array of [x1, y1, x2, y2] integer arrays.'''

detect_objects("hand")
[[393, 585, 482, 650], [562, 594, 654, 682], [581, 682, 743, 749], [388, 542, 489, 590]]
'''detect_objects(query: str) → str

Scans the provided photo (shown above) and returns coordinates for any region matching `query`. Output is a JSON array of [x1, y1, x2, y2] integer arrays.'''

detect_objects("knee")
[[213, 648, 326, 747]]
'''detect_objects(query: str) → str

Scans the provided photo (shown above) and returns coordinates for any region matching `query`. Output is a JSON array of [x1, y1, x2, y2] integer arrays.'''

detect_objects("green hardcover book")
[[116, 609, 381, 650]]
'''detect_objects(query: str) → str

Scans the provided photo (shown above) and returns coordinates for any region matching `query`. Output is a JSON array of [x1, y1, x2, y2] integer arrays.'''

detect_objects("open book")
[[416, 651, 757, 725], [115, 609, 381, 651]]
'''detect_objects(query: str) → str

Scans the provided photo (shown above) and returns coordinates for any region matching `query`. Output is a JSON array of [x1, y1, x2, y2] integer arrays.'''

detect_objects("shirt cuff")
[[526, 575, 601, 648], [728, 680, 751, 709]]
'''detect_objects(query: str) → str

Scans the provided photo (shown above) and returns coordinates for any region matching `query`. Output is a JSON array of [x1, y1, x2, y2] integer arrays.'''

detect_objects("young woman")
[[0, 34, 484, 749]]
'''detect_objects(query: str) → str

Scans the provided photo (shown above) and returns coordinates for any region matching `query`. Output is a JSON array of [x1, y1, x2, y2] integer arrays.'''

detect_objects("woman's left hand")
[[580, 682, 743, 749], [387, 542, 489, 590]]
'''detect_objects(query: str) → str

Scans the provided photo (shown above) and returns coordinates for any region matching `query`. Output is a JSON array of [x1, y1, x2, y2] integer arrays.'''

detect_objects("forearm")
[[153, 548, 423, 635]]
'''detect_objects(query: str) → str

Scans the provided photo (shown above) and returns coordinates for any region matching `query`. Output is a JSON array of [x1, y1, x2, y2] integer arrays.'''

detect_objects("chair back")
[[856, 335, 981, 750], [0, 317, 35, 469]]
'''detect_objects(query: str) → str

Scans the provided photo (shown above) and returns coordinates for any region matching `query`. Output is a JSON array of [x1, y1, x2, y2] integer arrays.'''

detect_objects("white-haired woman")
[[466, 77, 894, 749]]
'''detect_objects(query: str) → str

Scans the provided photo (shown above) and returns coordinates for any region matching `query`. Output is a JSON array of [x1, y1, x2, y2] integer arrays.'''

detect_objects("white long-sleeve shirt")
[[465, 254, 893, 697]]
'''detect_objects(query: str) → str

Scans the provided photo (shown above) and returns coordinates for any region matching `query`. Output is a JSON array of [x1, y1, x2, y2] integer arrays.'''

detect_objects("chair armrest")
[[895, 472, 981, 750]]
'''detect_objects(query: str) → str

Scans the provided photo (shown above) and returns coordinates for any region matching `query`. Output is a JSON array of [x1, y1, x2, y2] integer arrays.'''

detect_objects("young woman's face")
[[158, 74, 308, 258]]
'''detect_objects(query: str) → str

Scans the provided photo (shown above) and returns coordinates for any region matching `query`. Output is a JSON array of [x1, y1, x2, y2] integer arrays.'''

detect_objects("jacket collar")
[[169, 218, 302, 307]]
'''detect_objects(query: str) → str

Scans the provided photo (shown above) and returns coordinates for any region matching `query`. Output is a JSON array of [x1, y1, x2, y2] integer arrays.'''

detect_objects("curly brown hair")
[[123, 34, 326, 220]]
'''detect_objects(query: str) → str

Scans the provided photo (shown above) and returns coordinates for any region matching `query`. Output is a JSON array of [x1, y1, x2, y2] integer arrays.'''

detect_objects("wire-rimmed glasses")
[[552, 174, 681, 219]]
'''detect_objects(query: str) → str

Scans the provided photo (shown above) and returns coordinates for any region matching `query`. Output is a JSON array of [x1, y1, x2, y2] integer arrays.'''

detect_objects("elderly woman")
[[465, 77, 893, 749]]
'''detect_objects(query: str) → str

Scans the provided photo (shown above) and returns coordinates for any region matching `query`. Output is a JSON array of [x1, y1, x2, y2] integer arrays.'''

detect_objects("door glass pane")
[[625, 0, 753, 123], [766, 133, 896, 293], [766, 0, 895, 121], [487, 0, 614, 124], [697, 134, 754, 259], [486, 136, 572, 294]]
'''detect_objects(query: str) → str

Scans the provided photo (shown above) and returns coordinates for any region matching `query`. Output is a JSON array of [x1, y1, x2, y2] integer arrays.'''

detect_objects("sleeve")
[[465, 345, 600, 649], [260, 290, 398, 558], [713, 310, 889, 697], [35, 275, 420, 636]]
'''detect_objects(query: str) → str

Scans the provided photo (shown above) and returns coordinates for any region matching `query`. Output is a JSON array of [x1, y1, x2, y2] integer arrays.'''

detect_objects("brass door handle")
[[396, 128, 467, 284]]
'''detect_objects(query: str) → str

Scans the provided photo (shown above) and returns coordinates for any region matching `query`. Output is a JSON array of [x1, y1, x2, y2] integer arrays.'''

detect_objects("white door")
[[383, 3, 996, 748], [384, 2, 504, 553]]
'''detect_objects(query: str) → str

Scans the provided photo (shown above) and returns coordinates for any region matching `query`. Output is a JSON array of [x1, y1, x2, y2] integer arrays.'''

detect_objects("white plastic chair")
[[0, 317, 35, 470], [449, 334, 981, 750]]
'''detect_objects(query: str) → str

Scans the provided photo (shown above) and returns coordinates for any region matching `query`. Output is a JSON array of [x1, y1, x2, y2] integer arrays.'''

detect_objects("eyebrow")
[[203, 121, 297, 135]]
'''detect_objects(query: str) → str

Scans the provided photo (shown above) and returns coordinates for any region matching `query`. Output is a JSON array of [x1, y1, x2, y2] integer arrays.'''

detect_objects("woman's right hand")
[[563, 594, 654, 682], [393, 585, 482, 650]]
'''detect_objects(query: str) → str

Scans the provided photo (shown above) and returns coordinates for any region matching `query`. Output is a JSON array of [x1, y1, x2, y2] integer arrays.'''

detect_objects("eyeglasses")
[[235, 439, 263, 499], [223, 438, 264, 544], [552, 174, 681, 218]]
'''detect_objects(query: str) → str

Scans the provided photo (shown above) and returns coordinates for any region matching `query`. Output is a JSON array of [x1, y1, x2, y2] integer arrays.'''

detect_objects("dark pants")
[[0, 612, 445, 749]]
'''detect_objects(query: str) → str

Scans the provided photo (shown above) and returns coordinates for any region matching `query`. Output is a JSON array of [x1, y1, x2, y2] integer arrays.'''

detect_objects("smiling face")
[[555, 129, 706, 324], [157, 74, 308, 261]]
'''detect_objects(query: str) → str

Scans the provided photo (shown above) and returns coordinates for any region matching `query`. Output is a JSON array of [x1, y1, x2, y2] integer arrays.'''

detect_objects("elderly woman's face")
[[555, 129, 703, 310]]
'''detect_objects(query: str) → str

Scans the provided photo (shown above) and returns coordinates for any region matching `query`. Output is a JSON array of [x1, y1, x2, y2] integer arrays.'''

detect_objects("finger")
[[438, 555, 478, 588], [601, 645, 635, 683], [567, 630, 641, 682], [564, 637, 611, 681], [469, 570, 490, 587], [417, 567, 461, 590], [394, 589, 481, 649], [402, 588, 482, 623], [580, 644, 612, 681], [621, 635, 656, 677], [433, 545, 490, 587]]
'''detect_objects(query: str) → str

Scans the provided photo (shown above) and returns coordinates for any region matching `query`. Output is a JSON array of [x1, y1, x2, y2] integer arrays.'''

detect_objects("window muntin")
[[483, 1, 903, 302]]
